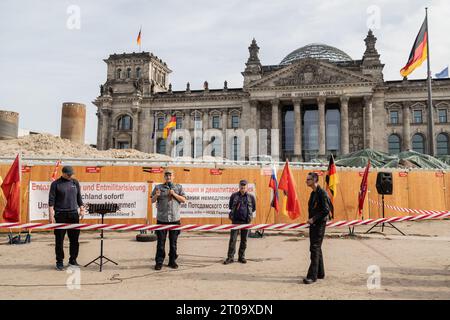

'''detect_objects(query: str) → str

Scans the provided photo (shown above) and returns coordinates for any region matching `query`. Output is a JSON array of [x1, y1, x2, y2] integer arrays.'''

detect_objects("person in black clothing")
[[224, 180, 256, 265], [48, 166, 85, 271], [303, 172, 330, 284]]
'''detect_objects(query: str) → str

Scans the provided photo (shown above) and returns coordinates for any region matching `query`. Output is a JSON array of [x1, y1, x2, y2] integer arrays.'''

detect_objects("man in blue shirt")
[[224, 180, 256, 265]]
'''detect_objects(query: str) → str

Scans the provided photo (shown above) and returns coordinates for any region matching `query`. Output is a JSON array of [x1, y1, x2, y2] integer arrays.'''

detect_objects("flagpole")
[[425, 7, 435, 156]]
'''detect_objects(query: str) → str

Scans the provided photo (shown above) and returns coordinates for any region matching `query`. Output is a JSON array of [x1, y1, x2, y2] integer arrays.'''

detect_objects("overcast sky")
[[0, 0, 449, 144]]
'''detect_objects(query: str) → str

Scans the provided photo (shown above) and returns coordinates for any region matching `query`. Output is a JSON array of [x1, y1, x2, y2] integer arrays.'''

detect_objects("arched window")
[[157, 139, 166, 154], [117, 68, 122, 79], [437, 133, 449, 155], [412, 134, 425, 154], [388, 134, 401, 154], [136, 67, 141, 79], [117, 115, 132, 130], [126, 68, 131, 78]]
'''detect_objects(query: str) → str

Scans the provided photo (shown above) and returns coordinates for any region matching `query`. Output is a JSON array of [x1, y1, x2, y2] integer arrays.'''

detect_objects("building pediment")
[[248, 59, 375, 89]]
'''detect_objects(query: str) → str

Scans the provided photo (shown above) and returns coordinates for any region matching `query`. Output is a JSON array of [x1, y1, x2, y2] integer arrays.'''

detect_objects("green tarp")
[[334, 149, 450, 169]]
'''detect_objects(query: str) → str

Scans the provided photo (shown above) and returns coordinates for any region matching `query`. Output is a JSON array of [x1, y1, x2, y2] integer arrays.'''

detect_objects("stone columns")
[[99, 107, 111, 150], [293, 99, 302, 161], [271, 99, 280, 158], [131, 104, 141, 150], [340, 95, 350, 155], [202, 109, 209, 154], [318, 96, 326, 156], [363, 96, 374, 149], [402, 102, 411, 151], [148, 111, 155, 153], [222, 109, 228, 158]]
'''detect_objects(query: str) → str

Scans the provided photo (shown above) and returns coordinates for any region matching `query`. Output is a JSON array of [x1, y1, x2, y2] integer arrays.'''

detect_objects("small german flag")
[[163, 115, 177, 139], [136, 28, 142, 46], [325, 154, 337, 218], [400, 17, 428, 77]]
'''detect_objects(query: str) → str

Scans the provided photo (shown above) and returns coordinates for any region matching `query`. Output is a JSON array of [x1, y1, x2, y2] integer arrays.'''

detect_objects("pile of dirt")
[[0, 134, 172, 160]]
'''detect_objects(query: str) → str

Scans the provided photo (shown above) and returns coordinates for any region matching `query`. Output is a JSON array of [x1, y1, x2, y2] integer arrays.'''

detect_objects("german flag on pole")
[[163, 115, 177, 139], [325, 154, 337, 219], [136, 27, 142, 46], [400, 17, 428, 77]]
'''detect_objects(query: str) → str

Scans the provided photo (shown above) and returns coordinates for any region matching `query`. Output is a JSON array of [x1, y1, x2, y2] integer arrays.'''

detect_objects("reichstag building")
[[93, 30, 450, 161]]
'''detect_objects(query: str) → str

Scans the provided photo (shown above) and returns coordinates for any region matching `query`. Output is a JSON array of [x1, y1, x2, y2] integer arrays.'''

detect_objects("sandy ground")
[[0, 220, 449, 300]]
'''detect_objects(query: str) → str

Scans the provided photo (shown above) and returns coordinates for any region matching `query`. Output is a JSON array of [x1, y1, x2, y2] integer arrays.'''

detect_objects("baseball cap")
[[164, 168, 174, 175], [62, 166, 74, 176], [239, 179, 248, 185]]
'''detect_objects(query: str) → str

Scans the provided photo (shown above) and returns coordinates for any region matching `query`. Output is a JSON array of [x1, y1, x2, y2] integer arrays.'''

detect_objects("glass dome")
[[280, 43, 352, 65]]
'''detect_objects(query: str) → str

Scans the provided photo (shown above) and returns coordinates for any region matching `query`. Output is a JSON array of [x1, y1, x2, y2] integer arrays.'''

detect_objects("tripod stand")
[[84, 206, 119, 272], [365, 194, 405, 235]]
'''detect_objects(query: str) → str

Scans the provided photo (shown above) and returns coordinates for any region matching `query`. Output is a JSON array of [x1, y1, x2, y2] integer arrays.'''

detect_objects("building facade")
[[93, 30, 450, 161]]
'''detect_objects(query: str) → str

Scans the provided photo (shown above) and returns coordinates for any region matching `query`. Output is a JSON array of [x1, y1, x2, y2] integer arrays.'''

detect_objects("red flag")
[[50, 160, 61, 181], [1, 154, 21, 222], [278, 160, 301, 220], [358, 160, 371, 215]]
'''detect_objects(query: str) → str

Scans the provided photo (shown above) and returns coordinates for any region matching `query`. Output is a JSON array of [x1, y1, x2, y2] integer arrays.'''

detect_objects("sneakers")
[[223, 258, 234, 265], [238, 257, 247, 264], [55, 263, 65, 271], [168, 261, 179, 269], [154, 263, 163, 270]]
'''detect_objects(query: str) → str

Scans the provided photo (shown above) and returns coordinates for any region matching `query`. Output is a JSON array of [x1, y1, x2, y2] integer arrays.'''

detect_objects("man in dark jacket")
[[48, 166, 85, 271], [303, 172, 330, 284], [224, 180, 256, 265]]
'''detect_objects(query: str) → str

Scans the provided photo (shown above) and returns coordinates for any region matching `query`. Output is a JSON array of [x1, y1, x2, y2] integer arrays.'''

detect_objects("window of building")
[[282, 108, 294, 156], [117, 141, 130, 149], [176, 116, 183, 129], [438, 109, 448, 123], [412, 134, 425, 153], [126, 68, 131, 78], [157, 117, 165, 130], [231, 115, 239, 128], [388, 134, 401, 154], [117, 69, 122, 79], [390, 110, 399, 124], [437, 133, 449, 155], [157, 139, 166, 154], [413, 110, 423, 124], [194, 115, 202, 130], [326, 108, 340, 152], [136, 67, 141, 79], [117, 115, 132, 130], [212, 115, 220, 129]]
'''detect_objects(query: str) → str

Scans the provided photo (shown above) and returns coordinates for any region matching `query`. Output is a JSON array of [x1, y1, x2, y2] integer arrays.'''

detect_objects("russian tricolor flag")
[[268, 165, 279, 213]]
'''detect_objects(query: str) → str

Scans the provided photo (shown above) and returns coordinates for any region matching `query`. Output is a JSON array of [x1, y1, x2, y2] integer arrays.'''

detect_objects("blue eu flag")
[[435, 66, 449, 78]]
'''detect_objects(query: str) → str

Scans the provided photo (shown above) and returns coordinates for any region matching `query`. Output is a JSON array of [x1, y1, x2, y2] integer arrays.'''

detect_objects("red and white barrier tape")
[[368, 199, 448, 215], [1, 210, 449, 232]]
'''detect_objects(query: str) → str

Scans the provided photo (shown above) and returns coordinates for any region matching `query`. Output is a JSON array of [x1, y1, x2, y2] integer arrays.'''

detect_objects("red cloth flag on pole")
[[50, 160, 61, 181], [278, 160, 301, 220], [358, 159, 371, 215], [1, 154, 21, 222], [268, 164, 279, 213]]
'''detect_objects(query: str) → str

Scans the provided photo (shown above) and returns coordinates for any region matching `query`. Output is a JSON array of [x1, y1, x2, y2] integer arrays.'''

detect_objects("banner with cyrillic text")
[[151, 183, 256, 218]]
